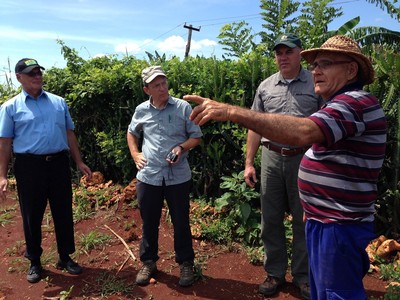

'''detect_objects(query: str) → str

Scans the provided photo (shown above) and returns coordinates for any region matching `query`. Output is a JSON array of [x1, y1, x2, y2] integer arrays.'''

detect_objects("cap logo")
[[24, 59, 38, 66], [281, 35, 288, 41]]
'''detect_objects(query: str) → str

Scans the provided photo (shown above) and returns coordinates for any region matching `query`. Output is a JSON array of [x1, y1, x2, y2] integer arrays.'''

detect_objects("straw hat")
[[301, 35, 375, 85]]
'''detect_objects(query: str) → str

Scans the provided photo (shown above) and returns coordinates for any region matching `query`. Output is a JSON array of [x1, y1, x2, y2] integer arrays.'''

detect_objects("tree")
[[259, 0, 300, 52], [297, 0, 343, 48], [217, 21, 256, 58]]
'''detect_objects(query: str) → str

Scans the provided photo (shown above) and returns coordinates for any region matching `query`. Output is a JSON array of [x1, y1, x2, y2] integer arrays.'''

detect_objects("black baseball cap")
[[15, 58, 45, 74], [273, 33, 302, 50]]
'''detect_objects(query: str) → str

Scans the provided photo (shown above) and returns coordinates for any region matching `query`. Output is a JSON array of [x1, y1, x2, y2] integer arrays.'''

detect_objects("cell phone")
[[166, 151, 178, 162]]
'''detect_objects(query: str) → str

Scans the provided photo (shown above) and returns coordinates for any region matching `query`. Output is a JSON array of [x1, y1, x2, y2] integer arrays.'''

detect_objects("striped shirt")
[[298, 86, 387, 223]]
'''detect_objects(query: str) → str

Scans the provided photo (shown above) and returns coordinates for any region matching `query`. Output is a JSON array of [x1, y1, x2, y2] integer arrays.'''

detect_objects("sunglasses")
[[307, 60, 352, 71], [25, 70, 43, 77]]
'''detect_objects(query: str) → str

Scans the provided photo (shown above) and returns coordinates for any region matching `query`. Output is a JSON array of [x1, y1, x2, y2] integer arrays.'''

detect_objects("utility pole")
[[184, 23, 201, 58]]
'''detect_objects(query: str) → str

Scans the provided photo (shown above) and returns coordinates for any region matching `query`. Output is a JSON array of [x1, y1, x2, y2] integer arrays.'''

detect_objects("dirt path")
[[0, 192, 389, 299]]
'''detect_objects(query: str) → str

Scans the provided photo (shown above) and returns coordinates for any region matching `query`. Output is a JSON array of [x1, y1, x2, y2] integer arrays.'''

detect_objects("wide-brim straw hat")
[[301, 35, 375, 85]]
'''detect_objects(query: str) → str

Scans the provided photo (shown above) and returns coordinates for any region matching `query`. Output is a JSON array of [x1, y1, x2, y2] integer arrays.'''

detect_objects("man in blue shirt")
[[0, 58, 92, 283], [127, 66, 202, 287]]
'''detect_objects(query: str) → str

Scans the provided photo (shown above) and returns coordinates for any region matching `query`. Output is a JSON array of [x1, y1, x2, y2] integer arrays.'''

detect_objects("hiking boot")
[[56, 259, 83, 275], [27, 265, 43, 283], [179, 261, 194, 287], [259, 275, 286, 296], [136, 260, 157, 286], [296, 282, 311, 299]]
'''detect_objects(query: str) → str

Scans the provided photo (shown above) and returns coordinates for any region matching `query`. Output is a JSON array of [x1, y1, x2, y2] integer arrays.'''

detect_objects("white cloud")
[[114, 42, 141, 54], [157, 35, 187, 53], [191, 39, 218, 49], [155, 35, 218, 56]]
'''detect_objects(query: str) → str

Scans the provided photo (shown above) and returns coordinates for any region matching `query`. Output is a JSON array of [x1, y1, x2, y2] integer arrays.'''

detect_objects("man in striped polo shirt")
[[184, 35, 387, 299]]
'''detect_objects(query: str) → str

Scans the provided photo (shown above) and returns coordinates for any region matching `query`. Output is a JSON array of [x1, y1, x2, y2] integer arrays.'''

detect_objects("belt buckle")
[[45, 155, 52, 161], [281, 147, 290, 156]]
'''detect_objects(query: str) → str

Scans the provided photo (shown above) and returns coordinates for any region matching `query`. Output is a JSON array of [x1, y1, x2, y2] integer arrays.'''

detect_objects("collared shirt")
[[0, 90, 74, 154], [251, 67, 323, 148], [128, 96, 202, 186]]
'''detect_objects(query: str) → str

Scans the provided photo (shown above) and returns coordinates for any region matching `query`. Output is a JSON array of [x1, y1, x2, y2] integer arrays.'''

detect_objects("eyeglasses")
[[307, 60, 352, 71], [25, 70, 43, 77]]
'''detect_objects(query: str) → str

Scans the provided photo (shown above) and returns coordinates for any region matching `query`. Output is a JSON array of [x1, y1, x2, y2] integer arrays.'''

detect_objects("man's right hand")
[[134, 153, 147, 170], [0, 178, 8, 201], [244, 166, 257, 188]]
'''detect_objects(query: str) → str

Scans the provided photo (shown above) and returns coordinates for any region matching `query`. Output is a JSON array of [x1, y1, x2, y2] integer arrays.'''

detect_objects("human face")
[[309, 53, 357, 100], [144, 76, 169, 103], [274, 45, 302, 79], [16, 67, 43, 97]]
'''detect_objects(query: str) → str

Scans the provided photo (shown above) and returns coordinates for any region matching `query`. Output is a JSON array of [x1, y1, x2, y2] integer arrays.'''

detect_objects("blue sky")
[[0, 0, 399, 85]]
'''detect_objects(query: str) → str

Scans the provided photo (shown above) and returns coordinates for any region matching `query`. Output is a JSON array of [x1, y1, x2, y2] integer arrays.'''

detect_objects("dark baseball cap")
[[273, 33, 302, 50], [15, 58, 45, 74]]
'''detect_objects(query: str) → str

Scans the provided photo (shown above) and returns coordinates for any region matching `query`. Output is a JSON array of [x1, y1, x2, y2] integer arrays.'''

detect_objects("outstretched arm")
[[183, 95, 325, 146]]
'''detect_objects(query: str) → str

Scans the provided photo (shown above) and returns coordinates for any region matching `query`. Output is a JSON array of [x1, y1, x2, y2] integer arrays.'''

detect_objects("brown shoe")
[[296, 282, 311, 299], [259, 276, 286, 296]]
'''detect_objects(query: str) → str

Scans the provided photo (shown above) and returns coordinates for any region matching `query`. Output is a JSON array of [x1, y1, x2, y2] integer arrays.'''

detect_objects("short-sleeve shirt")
[[128, 96, 202, 186], [0, 90, 74, 154], [252, 68, 323, 147], [298, 85, 387, 223]]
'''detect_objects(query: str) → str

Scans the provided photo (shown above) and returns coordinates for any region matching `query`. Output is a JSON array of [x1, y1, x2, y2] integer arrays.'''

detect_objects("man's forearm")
[[228, 105, 320, 146], [0, 138, 12, 178]]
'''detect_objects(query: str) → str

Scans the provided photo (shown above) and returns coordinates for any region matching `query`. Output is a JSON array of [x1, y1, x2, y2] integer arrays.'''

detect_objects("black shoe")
[[296, 282, 311, 299], [27, 265, 43, 283], [56, 259, 83, 275], [259, 275, 286, 296], [179, 261, 195, 287]]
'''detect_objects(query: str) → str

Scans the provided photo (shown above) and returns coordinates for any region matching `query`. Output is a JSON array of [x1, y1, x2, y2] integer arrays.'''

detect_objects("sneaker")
[[56, 259, 83, 275], [179, 261, 194, 287], [296, 282, 311, 299], [136, 260, 157, 286], [259, 275, 286, 296], [27, 265, 43, 283]]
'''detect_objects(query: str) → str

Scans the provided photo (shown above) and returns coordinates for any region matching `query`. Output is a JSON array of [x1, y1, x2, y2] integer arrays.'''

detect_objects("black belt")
[[15, 150, 69, 162], [262, 142, 308, 156]]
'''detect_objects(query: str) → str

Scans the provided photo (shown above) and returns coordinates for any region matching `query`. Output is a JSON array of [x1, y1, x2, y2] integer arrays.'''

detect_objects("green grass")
[[81, 272, 136, 297], [0, 204, 17, 226], [78, 230, 112, 253]]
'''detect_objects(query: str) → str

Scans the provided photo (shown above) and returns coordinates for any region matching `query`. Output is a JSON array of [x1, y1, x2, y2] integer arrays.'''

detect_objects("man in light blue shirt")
[[0, 58, 92, 283], [127, 65, 202, 287]]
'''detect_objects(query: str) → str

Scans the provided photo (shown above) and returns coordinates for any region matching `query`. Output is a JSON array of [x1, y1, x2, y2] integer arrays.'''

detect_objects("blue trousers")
[[136, 180, 194, 264], [306, 220, 375, 299]]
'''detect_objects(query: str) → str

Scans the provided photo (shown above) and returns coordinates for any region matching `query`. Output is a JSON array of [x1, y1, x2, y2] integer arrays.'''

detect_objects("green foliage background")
[[1, 0, 400, 245]]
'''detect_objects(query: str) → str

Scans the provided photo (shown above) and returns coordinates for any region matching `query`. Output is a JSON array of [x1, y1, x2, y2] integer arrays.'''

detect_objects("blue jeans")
[[306, 220, 375, 299], [136, 180, 194, 264]]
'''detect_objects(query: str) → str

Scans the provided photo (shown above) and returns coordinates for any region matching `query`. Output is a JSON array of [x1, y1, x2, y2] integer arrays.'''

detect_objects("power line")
[[199, 16, 262, 28], [137, 13, 262, 52], [138, 23, 184, 49], [330, 0, 360, 5], [187, 13, 261, 24]]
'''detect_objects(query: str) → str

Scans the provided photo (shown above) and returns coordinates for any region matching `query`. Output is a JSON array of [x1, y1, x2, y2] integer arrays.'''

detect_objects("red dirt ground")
[[0, 191, 390, 300]]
